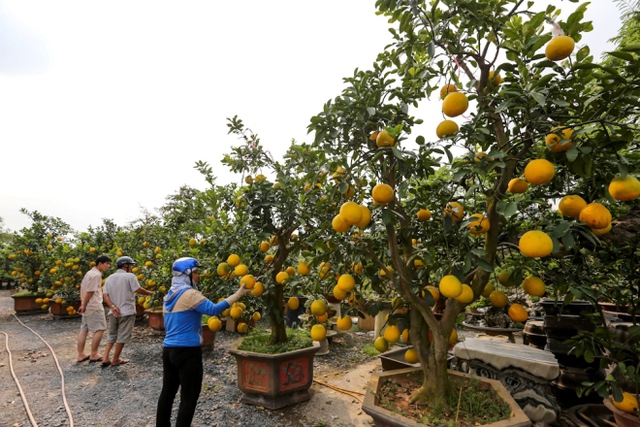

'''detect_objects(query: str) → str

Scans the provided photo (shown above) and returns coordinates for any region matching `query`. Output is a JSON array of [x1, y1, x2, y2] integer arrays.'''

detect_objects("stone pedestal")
[[453, 338, 561, 424]]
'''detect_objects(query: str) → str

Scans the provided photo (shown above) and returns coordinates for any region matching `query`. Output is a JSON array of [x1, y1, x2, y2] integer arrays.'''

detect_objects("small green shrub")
[[238, 327, 313, 354]]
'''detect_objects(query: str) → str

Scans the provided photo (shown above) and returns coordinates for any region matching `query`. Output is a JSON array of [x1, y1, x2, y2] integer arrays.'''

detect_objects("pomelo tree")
[[305, 0, 640, 407]]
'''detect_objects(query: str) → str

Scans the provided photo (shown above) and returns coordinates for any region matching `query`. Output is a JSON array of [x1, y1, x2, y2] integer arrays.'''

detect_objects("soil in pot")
[[376, 369, 514, 426]]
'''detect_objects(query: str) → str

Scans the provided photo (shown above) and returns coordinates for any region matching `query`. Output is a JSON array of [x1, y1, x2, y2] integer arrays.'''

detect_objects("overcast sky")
[[0, 1, 622, 233]]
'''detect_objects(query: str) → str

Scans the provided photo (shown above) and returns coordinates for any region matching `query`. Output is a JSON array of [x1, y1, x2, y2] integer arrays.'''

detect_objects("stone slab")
[[454, 337, 560, 380]]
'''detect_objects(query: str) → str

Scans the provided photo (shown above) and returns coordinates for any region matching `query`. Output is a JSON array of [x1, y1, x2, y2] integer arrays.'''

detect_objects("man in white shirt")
[[76, 255, 112, 362]]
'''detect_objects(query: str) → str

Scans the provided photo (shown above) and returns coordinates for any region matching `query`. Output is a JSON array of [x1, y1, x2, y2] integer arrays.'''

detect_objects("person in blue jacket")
[[156, 257, 250, 427]]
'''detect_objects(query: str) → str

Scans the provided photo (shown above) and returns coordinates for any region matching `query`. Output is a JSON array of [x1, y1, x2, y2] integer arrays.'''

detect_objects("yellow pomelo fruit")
[[423, 286, 440, 303], [474, 152, 487, 162], [229, 306, 243, 319], [519, 230, 553, 258], [579, 202, 612, 230], [439, 83, 457, 99], [417, 209, 431, 221], [524, 159, 555, 185], [310, 324, 327, 341], [318, 312, 331, 323], [216, 262, 230, 277], [376, 130, 395, 147], [264, 254, 275, 263], [545, 126, 574, 152], [455, 284, 475, 304], [449, 329, 458, 345], [439, 275, 463, 299], [372, 184, 394, 205], [332, 214, 351, 232], [591, 223, 612, 237], [489, 290, 508, 308], [508, 303, 528, 323], [355, 205, 371, 228], [234, 264, 248, 277], [310, 300, 327, 316], [404, 348, 420, 364], [237, 322, 249, 334], [444, 201, 464, 222], [189, 238, 198, 247], [522, 276, 546, 296], [336, 315, 353, 331], [558, 195, 587, 218], [436, 120, 459, 138], [297, 262, 310, 275], [259, 241, 270, 252], [414, 259, 425, 269], [442, 92, 469, 117], [488, 70, 502, 86], [221, 308, 230, 317], [239, 274, 255, 289], [337, 274, 356, 292], [374, 336, 389, 352], [383, 325, 401, 343], [138, 297, 146, 306], [608, 175, 640, 201], [227, 254, 241, 267], [401, 328, 411, 344], [275, 271, 289, 285], [467, 213, 490, 235], [482, 283, 494, 298], [507, 178, 528, 194], [611, 392, 639, 414], [251, 282, 264, 297], [351, 262, 363, 274], [285, 266, 296, 277], [545, 35, 575, 61], [333, 285, 347, 301], [252, 312, 261, 321], [207, 317, 222, 332], [498, 270, 512, 287], [369, 131, 378, 142], [340, 201, 363, 225], [287, 297, 300, 311]]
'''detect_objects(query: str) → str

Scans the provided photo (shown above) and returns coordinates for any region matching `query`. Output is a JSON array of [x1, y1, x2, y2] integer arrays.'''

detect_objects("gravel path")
[[0, 290, 378, 427]]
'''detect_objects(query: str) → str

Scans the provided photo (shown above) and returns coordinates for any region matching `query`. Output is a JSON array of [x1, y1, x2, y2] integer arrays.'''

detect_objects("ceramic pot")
[[229, 340, 320, 410], [603, 396, 640, 427]]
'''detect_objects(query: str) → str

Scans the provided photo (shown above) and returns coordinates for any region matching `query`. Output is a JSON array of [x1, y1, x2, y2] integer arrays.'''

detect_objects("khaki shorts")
[[80, 309, 107, 333], [106, 314, 135, 344]]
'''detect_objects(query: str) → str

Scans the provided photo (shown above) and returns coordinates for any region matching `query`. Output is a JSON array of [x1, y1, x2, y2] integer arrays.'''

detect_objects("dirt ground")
[[0, 289, 382, 427]]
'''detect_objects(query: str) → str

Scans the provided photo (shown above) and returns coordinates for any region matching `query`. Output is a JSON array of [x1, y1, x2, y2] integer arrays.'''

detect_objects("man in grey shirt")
[[102, 256, 153, 367]]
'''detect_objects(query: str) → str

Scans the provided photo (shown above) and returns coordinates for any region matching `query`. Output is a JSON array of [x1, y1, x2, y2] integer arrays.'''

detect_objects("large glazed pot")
[[145, 309, 165, 335], [362, 367, 531, 426], [228, 340, 320, 410]]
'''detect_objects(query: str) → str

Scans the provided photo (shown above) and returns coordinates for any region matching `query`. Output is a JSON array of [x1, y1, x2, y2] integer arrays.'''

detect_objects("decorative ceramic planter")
[[145, 309, 165, 335], [49, 300, 81, 318], [12, 294, 47, 315], [228, 340, 320, 410], [135, 303, 145, 319], [362, 367, 531, 427], [378, 346, 454, 371], [603, 397, 640, 427]]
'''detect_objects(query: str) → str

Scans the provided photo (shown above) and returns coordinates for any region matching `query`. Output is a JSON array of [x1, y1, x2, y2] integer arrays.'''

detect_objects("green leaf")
[[476, 258, 493, 272], [381, 209, 393, 226], [606, 50, 634, 61], [530, 91, 546, 107], [497, 201, 518, 218]]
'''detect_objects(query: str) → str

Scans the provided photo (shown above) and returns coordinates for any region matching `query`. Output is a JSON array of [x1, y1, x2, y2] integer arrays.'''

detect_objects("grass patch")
[[238, 327, 313, 354], [12, 291, 43, 297], [378, 371, 512, 426], [362, 342, 380, 356]]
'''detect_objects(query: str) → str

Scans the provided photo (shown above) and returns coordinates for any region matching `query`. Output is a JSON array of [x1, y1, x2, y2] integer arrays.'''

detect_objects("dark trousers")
[[156, 346, 203, 427]]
